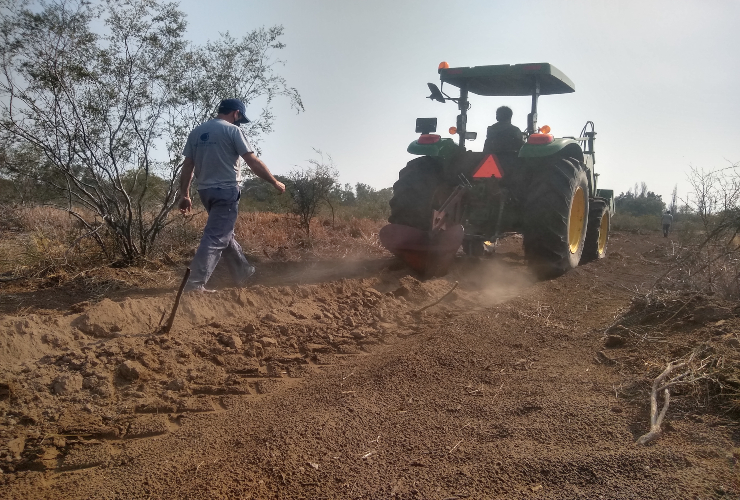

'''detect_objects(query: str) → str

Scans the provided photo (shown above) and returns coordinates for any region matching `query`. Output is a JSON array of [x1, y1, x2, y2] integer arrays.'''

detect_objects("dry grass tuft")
[[0, 205, 108, 278]]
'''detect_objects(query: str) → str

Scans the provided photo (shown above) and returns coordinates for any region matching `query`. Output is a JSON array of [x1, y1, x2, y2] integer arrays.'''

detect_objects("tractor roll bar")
[[527, 77, 540, 135], [458, 83, 469, 149]]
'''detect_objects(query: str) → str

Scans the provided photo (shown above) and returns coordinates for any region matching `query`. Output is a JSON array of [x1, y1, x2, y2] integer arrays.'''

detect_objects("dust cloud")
[[445, 235, 536, 308]]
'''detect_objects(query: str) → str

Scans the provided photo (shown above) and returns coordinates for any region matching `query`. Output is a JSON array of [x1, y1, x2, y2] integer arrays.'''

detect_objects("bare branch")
[[636, 353, 708, 446]]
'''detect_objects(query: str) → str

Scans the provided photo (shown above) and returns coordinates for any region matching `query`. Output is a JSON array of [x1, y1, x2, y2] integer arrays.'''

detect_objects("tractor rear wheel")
[[581, 200, 610, 263], [522, 158, 589, 279], [388, 156, 445, 231]]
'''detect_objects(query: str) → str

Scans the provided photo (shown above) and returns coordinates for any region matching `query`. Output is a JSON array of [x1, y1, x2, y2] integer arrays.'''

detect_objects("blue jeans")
[[186, 187, 253, 289]]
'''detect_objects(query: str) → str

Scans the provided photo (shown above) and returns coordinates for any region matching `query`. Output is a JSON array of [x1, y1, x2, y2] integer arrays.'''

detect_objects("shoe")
[[236, 266, 256, 288]]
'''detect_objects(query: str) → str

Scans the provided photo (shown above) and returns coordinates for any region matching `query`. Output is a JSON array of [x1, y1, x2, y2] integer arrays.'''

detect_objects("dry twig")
[[636, 353, 709, 445], [448, 439, 463, 454]]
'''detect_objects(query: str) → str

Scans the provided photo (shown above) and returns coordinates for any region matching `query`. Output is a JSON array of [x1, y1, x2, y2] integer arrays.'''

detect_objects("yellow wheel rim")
[[568, 186, 587, 254], [597, 212, 609, 254]]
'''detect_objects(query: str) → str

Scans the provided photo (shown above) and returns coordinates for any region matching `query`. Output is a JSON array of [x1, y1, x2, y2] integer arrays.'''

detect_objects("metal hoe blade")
[[379, 224, 464, 277]]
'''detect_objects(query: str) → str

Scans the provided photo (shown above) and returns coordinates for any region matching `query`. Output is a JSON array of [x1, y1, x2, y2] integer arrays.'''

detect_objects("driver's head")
[[496, 106, 513, 123]]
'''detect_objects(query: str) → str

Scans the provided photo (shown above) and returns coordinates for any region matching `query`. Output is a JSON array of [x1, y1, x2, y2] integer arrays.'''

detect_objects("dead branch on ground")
[[636, 352, 710, 445]]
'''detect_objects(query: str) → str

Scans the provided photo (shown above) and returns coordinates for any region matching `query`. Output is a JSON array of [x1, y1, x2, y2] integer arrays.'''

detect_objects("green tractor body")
[[381, 62, 614, 278]]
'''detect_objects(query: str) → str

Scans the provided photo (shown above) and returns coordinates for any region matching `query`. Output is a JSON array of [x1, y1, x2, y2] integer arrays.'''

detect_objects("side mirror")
[[427, 83, 446, 103], [465, 132, 477, 141]]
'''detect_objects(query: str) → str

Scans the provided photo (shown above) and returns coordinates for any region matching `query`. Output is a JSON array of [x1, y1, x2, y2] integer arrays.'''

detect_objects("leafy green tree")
[[0, 143, 65, 204], [0, 0, 302, 262], [615, 182, 665, 216], [240, 174, 291, 213], [330, 183, 356, 206], [286, 151, 338, 237], [353, 183, 392, 220]]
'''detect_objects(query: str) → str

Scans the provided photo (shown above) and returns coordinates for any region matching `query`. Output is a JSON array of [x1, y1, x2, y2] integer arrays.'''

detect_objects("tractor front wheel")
[[522, 158, 589, 279], [581, 200, 610, 263]]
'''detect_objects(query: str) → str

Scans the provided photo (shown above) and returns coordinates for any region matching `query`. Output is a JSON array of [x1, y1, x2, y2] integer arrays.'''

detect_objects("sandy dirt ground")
[[0, 232, 738, 499]]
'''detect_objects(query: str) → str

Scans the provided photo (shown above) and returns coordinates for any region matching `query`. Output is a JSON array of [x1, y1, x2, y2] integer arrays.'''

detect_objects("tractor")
[[379, 62, 614, 278]]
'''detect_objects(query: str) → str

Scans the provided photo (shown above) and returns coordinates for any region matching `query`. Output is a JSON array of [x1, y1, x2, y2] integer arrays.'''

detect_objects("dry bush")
[[2, 204, 73, 233], [149, 210, 208, 262], [615, 164, 740, 436], [0, 204, 26, 233], [665, 240, 740, 299], [0, 203, 392, 287], [606, 291, 740, 423], [658, 164, 740, 299], [0, 205, 110, 277], [233, 212, 388, 261], [611, 212, 706, 236], [611, 214, 660, 233]]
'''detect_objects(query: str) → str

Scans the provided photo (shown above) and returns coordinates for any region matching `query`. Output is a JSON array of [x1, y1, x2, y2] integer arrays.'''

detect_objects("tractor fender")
[[407, 138, 460, 161], [518, 138, 584, 164], [519, 139, 592, 194]]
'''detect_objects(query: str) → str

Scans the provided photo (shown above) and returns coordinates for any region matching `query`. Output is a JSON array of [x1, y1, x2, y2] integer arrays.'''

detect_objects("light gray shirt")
[[662, 213, 673, 225], [183, 118, 254, 189]]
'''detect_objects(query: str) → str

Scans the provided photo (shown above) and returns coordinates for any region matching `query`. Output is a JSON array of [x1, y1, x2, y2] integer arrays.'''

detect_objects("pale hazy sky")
[[179, 0, 740, 204]]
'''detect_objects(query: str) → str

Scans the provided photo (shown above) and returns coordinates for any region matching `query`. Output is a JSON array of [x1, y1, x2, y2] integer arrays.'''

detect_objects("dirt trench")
[[0, 233, 738, 499]]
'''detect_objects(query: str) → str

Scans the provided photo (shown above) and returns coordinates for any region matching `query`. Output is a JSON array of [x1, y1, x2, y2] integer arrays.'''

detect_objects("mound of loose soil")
[[0, 232, 738, 499]]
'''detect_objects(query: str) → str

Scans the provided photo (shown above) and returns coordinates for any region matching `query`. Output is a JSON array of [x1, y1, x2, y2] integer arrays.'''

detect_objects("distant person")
[[178, 98, 285, 292], [662, 210, 673, 237], [483, 106, 524, 154]]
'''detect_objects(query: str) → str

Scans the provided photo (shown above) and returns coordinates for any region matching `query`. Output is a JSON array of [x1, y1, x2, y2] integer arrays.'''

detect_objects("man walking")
[[662, 210, 673, 237], [179, 99, 285, 292]]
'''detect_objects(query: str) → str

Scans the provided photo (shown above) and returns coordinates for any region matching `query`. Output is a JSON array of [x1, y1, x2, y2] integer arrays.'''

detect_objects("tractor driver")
[[483, 106, 524, 154]]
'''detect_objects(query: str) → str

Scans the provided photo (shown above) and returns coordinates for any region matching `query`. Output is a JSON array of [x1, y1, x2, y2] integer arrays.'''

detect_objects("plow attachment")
[[380, 184, 467, 276], [379, 223, 464, 277]]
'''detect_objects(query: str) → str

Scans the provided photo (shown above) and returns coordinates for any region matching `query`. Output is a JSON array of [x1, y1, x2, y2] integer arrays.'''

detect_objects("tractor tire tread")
[[581, 200, 609, 263], [522, 158, 589, 279], [388, 156, 444, 231]]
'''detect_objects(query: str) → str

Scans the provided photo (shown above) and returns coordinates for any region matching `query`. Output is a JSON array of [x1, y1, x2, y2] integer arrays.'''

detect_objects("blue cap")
[[218, 98, 250, 125]]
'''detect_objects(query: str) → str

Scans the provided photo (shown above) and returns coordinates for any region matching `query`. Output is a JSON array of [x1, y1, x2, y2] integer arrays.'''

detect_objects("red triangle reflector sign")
[[472, 154, 503, 178]]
